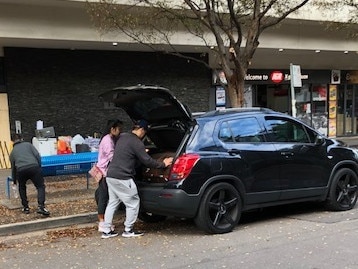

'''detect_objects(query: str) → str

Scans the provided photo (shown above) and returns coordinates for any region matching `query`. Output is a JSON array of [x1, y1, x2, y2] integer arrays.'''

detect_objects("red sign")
[[270, 71, 284, 83]]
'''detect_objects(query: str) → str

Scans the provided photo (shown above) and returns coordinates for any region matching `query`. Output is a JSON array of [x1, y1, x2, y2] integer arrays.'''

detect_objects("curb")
[[0, 212, 97, 236]]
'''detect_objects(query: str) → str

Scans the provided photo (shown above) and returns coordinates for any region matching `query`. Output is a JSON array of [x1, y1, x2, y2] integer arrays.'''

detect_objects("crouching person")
[[9, 133, 50, 216]]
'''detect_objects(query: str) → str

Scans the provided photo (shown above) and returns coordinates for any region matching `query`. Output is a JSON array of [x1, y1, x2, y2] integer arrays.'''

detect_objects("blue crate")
[[41, 152, 98, 167], [41, 152, 97, 174], [5, 152, 99, 199], [41, 161, 96, 176]]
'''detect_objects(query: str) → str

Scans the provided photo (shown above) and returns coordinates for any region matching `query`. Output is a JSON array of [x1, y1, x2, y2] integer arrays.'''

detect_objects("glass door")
[[296, 84, 312, 126], [295, 84, 328, 135], [337, 85, 358, 136], [311, 84, 328, 135], [353, 85, 358, 135]]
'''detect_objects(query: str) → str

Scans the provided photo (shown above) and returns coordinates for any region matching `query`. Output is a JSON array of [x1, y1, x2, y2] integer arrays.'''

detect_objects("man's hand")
[[163, 157, 173, 167]]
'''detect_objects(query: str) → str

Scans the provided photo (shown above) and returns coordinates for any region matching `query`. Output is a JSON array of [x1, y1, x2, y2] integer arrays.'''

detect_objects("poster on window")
[[213, 70, 227, 85], [331, 70, 341, 84], [329, 85, 337, 101], [329, 101, 337, 119], [216, 86, 226, 106], [329, 119, 337, 137], [346, 70, 358, 84]]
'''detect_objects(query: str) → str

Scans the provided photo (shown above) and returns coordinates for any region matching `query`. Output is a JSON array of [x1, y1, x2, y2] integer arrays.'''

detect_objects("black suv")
[[100, 85, 358, 234]]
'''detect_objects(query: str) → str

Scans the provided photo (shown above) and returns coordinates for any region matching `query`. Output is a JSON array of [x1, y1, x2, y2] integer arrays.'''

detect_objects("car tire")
[[326, 168, 358, 211], [138, 211, 167, 223], [194, 182, 242, 234]]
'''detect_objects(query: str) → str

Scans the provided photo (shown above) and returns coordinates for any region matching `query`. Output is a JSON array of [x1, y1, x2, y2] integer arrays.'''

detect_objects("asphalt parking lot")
[[1, 202, 358, 269]]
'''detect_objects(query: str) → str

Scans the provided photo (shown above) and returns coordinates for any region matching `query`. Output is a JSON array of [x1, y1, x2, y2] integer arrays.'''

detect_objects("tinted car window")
[[264, 117, 310, 143], [219, 117, 264, 143], [218, 121, 234, 142]]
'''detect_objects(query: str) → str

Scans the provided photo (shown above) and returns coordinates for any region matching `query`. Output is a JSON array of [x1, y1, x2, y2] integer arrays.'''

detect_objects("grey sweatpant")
[[103, 177, 140, 233]]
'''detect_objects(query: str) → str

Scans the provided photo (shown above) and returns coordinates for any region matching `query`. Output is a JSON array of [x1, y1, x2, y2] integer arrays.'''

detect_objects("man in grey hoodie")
[[9, 133, 50, 215], [101, 120, 173, 239]]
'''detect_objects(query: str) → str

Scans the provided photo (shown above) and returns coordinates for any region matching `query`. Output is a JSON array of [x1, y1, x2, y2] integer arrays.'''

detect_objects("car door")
[[216, 116, 281, 205], [99, 85, 192, 125], [263, 116, 330, 200]]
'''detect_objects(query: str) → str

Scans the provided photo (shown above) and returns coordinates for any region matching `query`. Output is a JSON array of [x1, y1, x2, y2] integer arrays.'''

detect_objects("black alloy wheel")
[[326, 168, 358, 211], [195, 182, 242, 234]]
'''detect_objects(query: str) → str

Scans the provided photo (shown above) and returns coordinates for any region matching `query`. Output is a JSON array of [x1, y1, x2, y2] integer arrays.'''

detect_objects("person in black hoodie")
[[9, 133, 50, 215]]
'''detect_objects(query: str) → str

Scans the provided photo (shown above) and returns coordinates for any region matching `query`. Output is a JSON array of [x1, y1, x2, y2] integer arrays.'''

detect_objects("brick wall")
[[5, 48, 211, 141]]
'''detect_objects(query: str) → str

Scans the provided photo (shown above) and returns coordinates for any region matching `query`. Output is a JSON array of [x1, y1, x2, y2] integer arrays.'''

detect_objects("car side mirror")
[[314, 135, 325, 145]]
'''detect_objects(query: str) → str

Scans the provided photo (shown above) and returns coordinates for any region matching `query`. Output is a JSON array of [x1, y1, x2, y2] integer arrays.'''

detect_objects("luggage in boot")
[[142, 152, 175, 183]]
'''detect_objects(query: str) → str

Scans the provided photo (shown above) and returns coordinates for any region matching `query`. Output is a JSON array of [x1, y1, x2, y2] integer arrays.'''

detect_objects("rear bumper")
[[137, 183, 200, 218]]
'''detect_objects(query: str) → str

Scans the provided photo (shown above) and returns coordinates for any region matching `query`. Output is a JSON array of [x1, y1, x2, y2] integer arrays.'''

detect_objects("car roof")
[[196, 107, 280, 119]]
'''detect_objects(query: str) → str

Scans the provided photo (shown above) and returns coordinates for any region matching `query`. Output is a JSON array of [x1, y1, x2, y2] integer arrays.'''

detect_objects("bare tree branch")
[[86, 0, 355, 107]]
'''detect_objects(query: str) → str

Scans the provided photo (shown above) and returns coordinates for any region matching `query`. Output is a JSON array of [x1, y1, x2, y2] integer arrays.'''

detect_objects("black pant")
[[95, 177, 109, 215], [17, 165, 46, 208]]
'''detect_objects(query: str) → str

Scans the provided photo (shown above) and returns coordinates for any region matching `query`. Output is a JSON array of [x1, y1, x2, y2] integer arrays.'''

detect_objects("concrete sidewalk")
[[0, 168, 98, 236], [337, 136, 358, 147], [0, 212, 97, 236], [1, 135, 358, 237]]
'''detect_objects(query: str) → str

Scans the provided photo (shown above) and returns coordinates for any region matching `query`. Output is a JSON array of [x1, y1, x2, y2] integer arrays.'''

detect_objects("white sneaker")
[[101, 230, 118, 239], [122, 230, 144, 238]]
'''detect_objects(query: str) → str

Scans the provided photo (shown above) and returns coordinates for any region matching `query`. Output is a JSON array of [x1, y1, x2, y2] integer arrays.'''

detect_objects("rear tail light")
[[169, 153, 200, 180]]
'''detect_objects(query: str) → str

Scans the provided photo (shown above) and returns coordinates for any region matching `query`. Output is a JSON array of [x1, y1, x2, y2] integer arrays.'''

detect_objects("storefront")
[[335, 71, 358, 136], [212, 69, 358, 138]]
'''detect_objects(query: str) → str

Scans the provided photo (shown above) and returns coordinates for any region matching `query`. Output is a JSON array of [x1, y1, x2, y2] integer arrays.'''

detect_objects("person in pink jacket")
[[96, 119, 123, 232]]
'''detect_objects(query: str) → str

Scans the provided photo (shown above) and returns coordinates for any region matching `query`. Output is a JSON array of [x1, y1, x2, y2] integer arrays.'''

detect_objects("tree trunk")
[[227, 70, 246, 108]]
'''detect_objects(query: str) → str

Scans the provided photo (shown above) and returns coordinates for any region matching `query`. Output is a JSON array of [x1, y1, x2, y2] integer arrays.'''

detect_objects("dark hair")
[[100, 119, 123, 142], [133, 119, 149, 131], [11, 133, 23, 142]]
